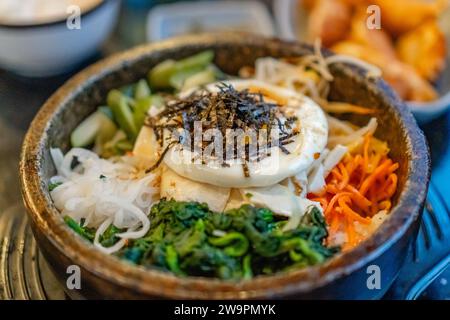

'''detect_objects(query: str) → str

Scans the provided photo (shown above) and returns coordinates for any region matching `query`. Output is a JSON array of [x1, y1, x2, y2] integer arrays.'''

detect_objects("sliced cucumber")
[[134, 79, 151, 100], [133, 95, 165, 129], [181, 67, 217, 91], [169, 65, 205, 90], [93, 114, 118, 154], [148, 59, 176, 89], [97, 114, 117, 143], [70, 110, 117, 148], [176, 50, 214, 71], [107, 89, 138, 141], [133, 97, 152, 129], [148, 50, 214, 90]]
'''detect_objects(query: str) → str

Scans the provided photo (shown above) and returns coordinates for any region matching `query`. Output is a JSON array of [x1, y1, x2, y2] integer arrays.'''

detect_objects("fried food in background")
[[371, 0, 448, 36], [302, 0, 449, 102], [306, 0, 351, 47], [397, 21, 447, 81], [332, 41, 438, 102], [348, 6, 397, 59]]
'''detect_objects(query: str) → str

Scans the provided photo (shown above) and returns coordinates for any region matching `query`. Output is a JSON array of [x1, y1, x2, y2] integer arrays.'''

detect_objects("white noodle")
[[50, 148, 159, 254]]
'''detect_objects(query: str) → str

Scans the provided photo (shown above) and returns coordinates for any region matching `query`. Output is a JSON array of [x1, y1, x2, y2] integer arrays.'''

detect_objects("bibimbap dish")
[[20, 34, 429, 299], [48, 47, 398, 279]]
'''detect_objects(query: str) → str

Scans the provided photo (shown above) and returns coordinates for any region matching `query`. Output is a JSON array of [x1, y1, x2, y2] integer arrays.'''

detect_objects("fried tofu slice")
[[160, 166, 231, 212], [396, 20, 447, 81]]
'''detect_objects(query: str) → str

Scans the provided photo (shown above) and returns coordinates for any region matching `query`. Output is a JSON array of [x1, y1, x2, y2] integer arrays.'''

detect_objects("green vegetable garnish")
[[148, 50, 214, 90], [134, 79, 151, 100], [181, 67, 217, 91], [133, 94, 164, 129], [166, 245, 183, 276], [242, 254, 253, 280], [208, 232, 249, 257], [107, 90, 138, 141], [119, 200, 339, 280], [70, 110, 117, 148], [64, 216, 95, 241], [100, 224, 122, 248]]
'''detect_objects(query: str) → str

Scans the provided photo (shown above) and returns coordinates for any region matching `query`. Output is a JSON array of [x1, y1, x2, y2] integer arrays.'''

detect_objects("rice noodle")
[[253, 40, 381, 111], [327, 118, 378, 148], [50, 148, 159, 254], [327, 115, 356, 136]]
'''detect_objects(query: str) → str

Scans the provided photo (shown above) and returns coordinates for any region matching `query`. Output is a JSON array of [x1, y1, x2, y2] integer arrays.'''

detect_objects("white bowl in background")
[[146, 0, 275, 42], [0, 0, 120, 77], [273, 0, 450, 124]]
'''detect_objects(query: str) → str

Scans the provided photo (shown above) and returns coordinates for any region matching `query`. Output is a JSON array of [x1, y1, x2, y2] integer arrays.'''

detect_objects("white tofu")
[[133, 126, 159, 164], [160, 167, 231, 212], [240, 184, 321, 217]]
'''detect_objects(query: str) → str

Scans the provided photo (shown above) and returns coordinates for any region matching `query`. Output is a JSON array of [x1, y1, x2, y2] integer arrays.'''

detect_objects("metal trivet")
[[0, 204, 66, 300]]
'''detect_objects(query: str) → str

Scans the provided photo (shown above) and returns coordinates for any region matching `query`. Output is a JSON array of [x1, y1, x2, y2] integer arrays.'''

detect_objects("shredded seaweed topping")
[[145, 84, 299, 176]]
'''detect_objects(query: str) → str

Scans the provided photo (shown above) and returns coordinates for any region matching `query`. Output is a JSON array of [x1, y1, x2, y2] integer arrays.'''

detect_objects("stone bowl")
[[19, 33, 430, 299]]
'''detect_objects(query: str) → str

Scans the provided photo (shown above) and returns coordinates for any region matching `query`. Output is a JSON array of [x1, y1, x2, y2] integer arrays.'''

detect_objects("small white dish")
[[273, 0, 450, 124], [0, 0, 120, 77], [146, 0, 275, 42]]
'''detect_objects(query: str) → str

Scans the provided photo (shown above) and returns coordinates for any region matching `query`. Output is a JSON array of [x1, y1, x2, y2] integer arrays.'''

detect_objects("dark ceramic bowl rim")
[[0, 0, 110, 29], [20, 33, 430, 299]]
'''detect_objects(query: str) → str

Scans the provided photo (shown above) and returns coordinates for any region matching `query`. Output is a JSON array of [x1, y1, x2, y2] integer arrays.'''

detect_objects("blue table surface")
[[417, 114, 450, 299]]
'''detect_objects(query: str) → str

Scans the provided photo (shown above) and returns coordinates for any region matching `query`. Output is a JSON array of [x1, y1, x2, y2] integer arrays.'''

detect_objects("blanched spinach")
[[119, 199, 339, 280]]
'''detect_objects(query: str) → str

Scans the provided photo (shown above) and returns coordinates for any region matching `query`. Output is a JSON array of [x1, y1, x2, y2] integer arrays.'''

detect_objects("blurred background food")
[[302, 0, 449, 103]]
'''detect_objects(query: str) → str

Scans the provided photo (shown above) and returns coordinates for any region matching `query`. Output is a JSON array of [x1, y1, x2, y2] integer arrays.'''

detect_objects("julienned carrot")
[[324, 192, 353, 216], [337, 163, 349, 190], [309, 133, 399, 250], [338, 197, 370, 225], [359, 159, 392, 196], [344, 185, 371, 210]]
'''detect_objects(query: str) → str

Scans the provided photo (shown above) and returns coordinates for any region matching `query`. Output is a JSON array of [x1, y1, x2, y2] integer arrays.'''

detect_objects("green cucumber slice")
[[134, 79, 151, 100], [107, 90, 138, 141], [148, 50, 214, 89], [70, 111, 116, 148], [181, 67, 217, 91]]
